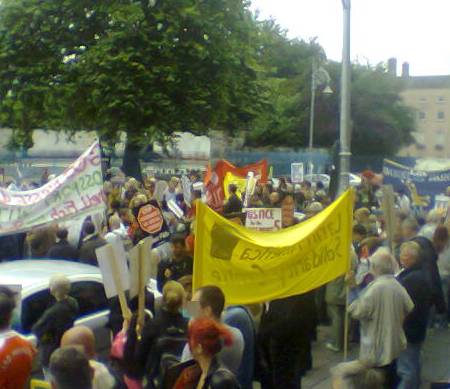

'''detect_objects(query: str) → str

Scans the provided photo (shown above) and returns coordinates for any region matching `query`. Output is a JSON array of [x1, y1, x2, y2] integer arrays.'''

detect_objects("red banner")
[[204, 159, 268, 212]]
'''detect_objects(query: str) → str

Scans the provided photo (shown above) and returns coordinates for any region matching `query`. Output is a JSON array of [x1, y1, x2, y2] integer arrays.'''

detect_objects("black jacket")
[[157, 256, 193, 292], [124, 307, 188, 380], [79, 234, 107, 266], [32, 296, 79, 367], [397, 264, 432, 344], [175, 358, 241, 389], [411, 236, 446, 313], [47, 240, 79, 260], [223, 194, 243, 215]]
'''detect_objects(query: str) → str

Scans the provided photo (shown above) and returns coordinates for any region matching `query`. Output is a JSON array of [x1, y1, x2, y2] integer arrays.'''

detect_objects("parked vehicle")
[[0, 259, 159, 347]]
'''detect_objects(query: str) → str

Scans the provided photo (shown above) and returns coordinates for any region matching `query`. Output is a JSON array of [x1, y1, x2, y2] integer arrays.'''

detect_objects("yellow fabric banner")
[[193, 189, 354, 304]]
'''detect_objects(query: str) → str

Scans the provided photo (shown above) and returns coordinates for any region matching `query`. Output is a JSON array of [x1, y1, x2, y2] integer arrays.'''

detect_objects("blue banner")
[[383, 159, 450, 208]]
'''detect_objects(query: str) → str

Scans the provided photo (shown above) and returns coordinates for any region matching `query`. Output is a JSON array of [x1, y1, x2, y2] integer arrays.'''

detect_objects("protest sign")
[[383, 159, 450, 208], [0, 142, 105, 236], [181, 175, 192, 207], [243, 172, 257, 208], [129, 238, 152, 338], [381, 185, 396, 253], [129, 237, 152, 299], [245, 208, 282, 231], [134, 200, 170, 247], [96, 241, 131, 320], [194, 189, 354, 305], [291, 163, 304, 183]]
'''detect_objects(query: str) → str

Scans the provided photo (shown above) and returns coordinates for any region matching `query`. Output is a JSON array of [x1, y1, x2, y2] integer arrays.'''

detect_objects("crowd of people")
[[1, 166, 450, 389]]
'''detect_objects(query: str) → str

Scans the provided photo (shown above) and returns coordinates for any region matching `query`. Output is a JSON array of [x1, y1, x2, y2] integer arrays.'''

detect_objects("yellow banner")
[[223, 172, 247, 199], [193, 190, 354, 304]]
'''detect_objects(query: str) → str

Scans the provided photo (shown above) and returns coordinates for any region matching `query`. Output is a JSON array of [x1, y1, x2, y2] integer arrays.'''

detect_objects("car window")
[[21, 289, 54, 333], [69, 281, 108, 317]]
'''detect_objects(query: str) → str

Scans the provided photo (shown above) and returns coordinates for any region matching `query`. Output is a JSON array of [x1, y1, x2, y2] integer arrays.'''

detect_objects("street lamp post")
[[308, 60, 333, 175], [337, 0, 352, 194]]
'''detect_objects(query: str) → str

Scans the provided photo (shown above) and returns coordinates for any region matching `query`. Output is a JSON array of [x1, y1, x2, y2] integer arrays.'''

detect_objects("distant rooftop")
[[403, 75, 450, 89]]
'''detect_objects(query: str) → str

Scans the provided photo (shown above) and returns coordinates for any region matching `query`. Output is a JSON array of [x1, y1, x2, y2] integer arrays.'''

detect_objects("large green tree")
[[246, 20, 415, 156], [0, 0, 263, 177]]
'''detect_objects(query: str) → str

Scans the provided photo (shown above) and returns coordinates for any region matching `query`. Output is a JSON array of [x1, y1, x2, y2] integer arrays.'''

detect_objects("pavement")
[[255, 325, 450, 389]]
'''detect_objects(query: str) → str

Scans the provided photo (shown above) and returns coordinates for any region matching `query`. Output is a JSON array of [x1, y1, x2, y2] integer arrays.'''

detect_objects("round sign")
[[137, 204, 164, 234]]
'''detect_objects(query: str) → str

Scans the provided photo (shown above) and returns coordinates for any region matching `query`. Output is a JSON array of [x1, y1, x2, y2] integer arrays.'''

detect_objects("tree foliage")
[[0, 0, 415, 165]]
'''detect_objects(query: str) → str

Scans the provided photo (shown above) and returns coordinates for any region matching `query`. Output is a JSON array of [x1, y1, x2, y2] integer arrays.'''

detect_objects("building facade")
[[394, 61, 450, 158]]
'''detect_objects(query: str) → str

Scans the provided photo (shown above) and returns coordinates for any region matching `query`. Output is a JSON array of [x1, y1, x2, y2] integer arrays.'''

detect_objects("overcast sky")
[[251, 0, 450, 76]]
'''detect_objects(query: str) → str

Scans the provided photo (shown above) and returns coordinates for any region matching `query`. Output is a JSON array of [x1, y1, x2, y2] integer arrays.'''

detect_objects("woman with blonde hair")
[[123, 281, 189, 386]]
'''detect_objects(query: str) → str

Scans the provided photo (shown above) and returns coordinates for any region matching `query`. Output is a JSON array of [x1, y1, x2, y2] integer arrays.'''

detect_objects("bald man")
[[61, 326, 115, 389]]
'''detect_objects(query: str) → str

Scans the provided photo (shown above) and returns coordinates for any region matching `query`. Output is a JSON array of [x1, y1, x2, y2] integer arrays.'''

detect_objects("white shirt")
[[348, 275, 414, 367], [90, 360, 115, 389]]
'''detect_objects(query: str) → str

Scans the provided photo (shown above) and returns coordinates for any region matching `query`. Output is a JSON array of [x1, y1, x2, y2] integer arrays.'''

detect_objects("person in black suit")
[[223, 184, 243, 215], [47, 228, 79, 260]]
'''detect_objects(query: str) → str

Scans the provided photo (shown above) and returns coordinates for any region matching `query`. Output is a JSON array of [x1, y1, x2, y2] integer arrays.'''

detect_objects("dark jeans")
[[259, 336, 303, 389]]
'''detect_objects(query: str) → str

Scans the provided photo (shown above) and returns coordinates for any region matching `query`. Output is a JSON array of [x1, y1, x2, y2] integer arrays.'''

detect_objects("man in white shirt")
[[348, 248, 414, 387], [181, 285, 244, 376]]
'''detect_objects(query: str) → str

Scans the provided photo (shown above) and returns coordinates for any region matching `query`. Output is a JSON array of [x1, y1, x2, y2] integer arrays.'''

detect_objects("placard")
[[245, 208, 282, 231], [129, 237, 153, 299], [291, 163, 304, 183], [96, 240, 130, 299]]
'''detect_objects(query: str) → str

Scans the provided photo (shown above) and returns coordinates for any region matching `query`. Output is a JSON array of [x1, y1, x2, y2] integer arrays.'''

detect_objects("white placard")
[[291, 163, 304, 183], [245, 208, 282, 231], [181, 176, 192, 207], [96, 240, 130, 298], [129, 237, 153, 299], [167, 199, 185, 219]]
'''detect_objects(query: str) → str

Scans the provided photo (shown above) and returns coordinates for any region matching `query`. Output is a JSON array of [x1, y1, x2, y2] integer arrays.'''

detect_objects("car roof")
[[0, 260, 103, 297]]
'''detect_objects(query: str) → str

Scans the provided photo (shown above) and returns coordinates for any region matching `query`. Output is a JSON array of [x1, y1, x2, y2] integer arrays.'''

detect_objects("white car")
[[0, 259, 159, 347], [304, 173, 362, 189]]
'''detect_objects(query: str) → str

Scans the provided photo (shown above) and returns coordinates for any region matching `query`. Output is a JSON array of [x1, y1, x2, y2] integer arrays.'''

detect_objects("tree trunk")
[[122, 139, 142, 180]]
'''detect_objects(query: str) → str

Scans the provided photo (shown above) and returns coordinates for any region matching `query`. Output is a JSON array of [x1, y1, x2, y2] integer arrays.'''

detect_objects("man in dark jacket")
[[223, 184, 243, 215], [412, 235, 446, 313], [79, 221, 106, 266], [157, 236, 193, 292], [258, 292, 315, 389], [32, 275, 79, 371], [47, 228, 79, 260], [396, 241, 432, 389]]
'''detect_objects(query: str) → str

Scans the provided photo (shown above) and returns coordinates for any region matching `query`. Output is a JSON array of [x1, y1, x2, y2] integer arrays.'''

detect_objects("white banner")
[[0, 142, 105, 236], [245, 208, 282, 231]]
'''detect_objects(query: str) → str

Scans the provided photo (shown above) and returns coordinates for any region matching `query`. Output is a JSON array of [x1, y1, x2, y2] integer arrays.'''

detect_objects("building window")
[[437, 111, 445, 120], [418, 111, 426, 120], [436, 131, 446, 144]]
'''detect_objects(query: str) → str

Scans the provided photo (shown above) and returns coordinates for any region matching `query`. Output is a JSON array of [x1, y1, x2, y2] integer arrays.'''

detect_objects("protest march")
[[0, 141, 450, 389]]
